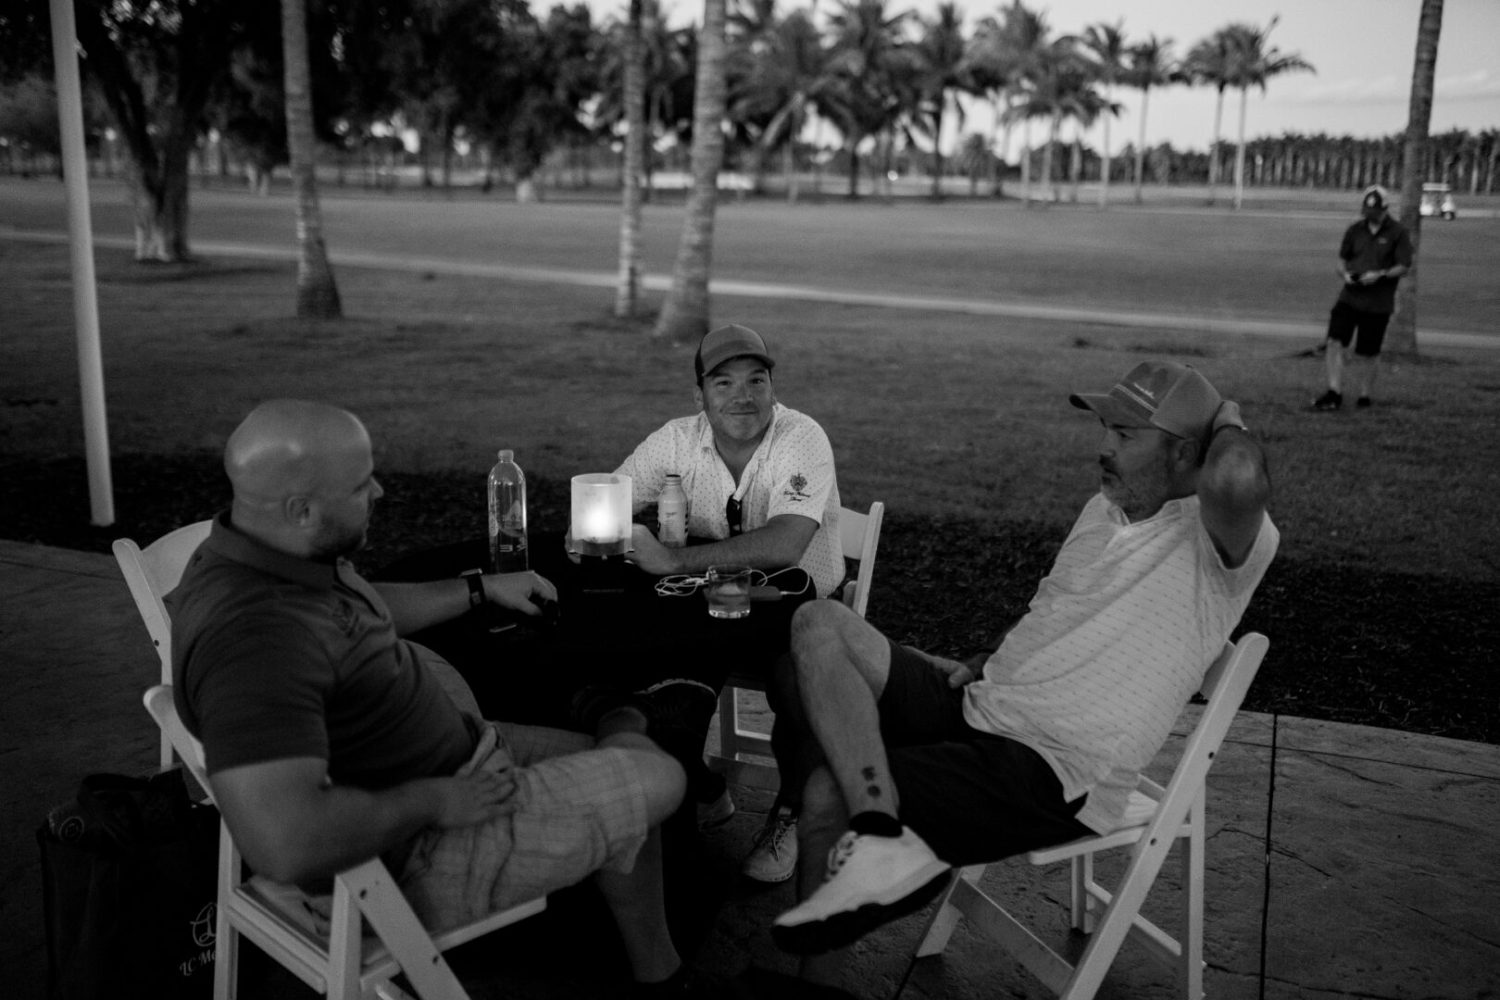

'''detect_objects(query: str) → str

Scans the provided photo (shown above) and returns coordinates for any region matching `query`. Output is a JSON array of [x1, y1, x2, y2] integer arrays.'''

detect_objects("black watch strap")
[[461, 569, 485, 609]]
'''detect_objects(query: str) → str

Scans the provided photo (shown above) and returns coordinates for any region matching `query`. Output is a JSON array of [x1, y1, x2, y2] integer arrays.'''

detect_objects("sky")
[[586, 0, 1500, 153]]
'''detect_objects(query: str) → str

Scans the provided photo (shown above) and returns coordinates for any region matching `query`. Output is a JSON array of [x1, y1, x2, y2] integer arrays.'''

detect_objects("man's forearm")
[[375, 579, 470, 635], [214, 770, 446, 885], [670, 517, 814, 574]]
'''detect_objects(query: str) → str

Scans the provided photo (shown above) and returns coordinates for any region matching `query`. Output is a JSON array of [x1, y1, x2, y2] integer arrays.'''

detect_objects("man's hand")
[[429, 768, 518, 828], [623, 524, 679, 576], [481, 570, 558, 616], [1357, 269, 1385, 285], [917, 650, 975, 688]]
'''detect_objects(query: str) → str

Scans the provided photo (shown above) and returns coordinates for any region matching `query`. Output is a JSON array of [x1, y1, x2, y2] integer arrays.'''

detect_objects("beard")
[[1100, 459, 1173, 522]]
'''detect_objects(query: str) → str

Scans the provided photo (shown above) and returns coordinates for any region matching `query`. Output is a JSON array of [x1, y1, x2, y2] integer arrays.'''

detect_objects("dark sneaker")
[[1356, 396, 1372, 409], [635, 678, 718, 747], [771, 826, 951, 955], [1311, 389, 1343, 411], [569, 684, 649, 735], [697, 784, 736, 831], [742, 807, 798, 883]]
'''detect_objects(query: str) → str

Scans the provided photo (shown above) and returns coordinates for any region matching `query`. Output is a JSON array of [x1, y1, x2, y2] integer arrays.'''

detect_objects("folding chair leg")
[[327, 878, 363, 1000], [1070, 853, 1095, 934], [1180, 799, 1206, 1000], [915, 866, 983, 958], [339, 860, 471, 1000], [215, 825, 240, 1000], [717, 688, 738, 761]]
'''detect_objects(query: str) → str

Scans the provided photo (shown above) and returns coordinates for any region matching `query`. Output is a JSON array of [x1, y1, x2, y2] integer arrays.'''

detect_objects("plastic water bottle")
[[657, 474, 687, 548], [487, 450, 528, 573]]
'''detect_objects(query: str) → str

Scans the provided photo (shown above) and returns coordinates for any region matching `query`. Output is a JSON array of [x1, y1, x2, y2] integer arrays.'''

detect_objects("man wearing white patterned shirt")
[[767, 361, 1277, 983], [616, 323, 844, 597], [612, 324, 845, 841]]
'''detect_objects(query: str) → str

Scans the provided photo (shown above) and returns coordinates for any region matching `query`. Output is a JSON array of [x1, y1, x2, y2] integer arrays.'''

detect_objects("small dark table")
[[372, 533, 816, 731]]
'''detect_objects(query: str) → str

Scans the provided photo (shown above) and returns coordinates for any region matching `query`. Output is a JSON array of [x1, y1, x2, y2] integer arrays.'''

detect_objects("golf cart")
[[1419, 182, 1457, 220]]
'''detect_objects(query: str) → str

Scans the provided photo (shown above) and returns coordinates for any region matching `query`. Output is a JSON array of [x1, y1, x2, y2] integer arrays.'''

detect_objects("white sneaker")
[[770, 825, 951, 955], [741, 808, 798, 883]]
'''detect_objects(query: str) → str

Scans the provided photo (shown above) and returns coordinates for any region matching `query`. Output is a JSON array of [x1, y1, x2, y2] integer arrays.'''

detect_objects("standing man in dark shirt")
[[1312, 185, 1414, 411]]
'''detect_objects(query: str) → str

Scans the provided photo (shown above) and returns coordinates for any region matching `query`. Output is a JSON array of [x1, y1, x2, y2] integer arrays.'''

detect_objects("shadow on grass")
[[6, 452, 1496, 746]]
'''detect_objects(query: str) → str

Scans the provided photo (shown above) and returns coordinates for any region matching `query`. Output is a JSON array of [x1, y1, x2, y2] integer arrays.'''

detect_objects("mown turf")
[[6, 452, 1495, 745]]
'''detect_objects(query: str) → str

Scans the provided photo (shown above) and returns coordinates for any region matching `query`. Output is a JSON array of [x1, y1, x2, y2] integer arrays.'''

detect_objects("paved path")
[[6, 227, 1495, 351], [4, 538, 1499, 999]]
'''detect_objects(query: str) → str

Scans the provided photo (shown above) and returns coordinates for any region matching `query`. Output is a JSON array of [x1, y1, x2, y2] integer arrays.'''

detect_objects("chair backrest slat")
[[114, 520, 213, 768], [837, 501, 885, 617]]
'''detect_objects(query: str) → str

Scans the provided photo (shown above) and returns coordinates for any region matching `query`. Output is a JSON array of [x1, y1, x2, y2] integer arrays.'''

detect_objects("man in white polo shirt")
[[766, 361, 1278, 981], [612, 323, 844, 853]]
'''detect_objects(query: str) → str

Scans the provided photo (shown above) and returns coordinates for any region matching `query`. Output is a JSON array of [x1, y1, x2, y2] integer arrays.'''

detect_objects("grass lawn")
[[4, 182, 1499, 742]]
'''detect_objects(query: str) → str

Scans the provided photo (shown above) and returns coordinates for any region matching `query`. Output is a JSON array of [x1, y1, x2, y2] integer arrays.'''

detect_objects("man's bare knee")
[[791, 599, 889, 694]]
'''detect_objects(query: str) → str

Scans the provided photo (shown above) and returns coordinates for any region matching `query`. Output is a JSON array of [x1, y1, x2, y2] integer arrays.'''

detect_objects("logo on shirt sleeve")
[[784, 473, 811, 502]]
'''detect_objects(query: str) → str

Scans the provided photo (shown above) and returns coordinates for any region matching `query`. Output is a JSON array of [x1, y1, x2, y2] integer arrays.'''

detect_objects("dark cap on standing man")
[[695, 324, 776, 380], [1069, 360, 1223, 441], [1361, 185, 1389, 212]]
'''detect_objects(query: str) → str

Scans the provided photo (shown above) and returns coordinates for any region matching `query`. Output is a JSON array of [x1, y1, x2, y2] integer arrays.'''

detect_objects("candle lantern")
[[570, 474, 633, 556], [570, 473, 633, 595]]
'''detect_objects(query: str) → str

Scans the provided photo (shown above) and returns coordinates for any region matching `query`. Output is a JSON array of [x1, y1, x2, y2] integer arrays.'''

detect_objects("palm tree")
[[1008, 36, 1091, 205], [970, 1, 1050, 204], [911, 2, 971, 199], [615, 0, 648, 318], [1184, 27, 1237, 205], [822, 0, 913, 199], [1389, 0, 1444, 357], [1080, 20, 1126, 208], [281, 0, 341, 318], [1226, 17, 1313, 209], [1124, 34, 1175, 204], [733, 7, 829, 203], [653, 0, 728, 345]]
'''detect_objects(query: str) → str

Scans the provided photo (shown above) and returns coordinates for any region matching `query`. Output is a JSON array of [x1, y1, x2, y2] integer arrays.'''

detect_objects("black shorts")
[[878, 642, 1091, 866], [1327, 300, 1391, 357]]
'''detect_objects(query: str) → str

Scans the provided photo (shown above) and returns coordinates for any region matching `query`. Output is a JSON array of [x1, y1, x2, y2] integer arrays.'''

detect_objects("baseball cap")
[[695, 324, 775, 379], [1069, 361, 1222, 440], [1361, 185, 1388, 210]]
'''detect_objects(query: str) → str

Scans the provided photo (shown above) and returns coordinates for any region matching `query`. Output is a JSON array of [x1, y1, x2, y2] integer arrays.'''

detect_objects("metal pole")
[[49, 0, 114, 526]]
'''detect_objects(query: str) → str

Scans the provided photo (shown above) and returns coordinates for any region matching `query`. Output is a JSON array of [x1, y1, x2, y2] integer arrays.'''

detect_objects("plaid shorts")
[[400, 721, 650, 932]]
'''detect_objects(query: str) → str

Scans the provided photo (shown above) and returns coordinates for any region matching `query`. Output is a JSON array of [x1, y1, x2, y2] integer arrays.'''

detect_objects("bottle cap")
[[498, 449, 513, 461]]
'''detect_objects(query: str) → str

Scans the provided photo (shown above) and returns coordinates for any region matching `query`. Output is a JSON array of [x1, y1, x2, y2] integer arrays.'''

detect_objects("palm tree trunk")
[[1043, 113, 1061, 204], [1207, 86, 1225, 205], [783, 141, 799, 204], [653, 0, 727, 345], [1098, 86, 1112, 208], [282, 0, 341, 319], [931, 96, 945, 200], [1232, 85, 1249, 210], [1388, 0, 1444, 357], [987, 92, 1002, 196], [1069, 129, 1081, 203], [615, 0, 647, 318], [1021, 119, 1033, 207], [1134, 85, 1150, 204]]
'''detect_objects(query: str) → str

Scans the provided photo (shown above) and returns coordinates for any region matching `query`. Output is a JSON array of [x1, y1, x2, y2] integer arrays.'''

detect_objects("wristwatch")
[[460, 568, 486, 610]]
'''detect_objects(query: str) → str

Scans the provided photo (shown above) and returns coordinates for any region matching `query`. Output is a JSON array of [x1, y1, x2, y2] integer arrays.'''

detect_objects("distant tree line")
[[5, 1, 1496, 204]]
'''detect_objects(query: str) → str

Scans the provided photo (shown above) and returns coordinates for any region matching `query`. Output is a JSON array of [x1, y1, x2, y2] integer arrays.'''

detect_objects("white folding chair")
[[113, 520, 214, 768], [709, 500, 885, 791], [145, 685, 547, 1000], [910, 632, 1270, 1000]]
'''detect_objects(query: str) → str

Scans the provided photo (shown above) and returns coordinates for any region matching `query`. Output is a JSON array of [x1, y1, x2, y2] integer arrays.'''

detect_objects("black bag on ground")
[[38, 767, 220, 1000]]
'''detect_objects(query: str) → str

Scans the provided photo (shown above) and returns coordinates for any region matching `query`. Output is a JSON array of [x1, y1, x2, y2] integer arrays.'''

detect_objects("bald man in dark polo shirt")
[[168, 399, 731, 998]]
